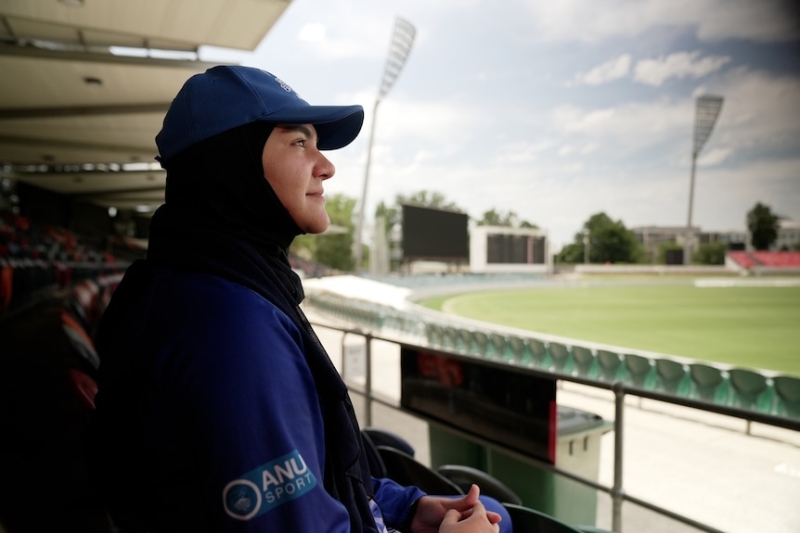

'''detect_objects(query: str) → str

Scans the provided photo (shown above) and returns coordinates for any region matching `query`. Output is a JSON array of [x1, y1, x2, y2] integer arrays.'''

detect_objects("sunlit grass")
[[421, 284, 800, 375]]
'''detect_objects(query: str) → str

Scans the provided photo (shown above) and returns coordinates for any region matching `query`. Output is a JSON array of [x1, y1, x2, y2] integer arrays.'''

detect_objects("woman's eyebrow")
[[277, 124, 316, 140]]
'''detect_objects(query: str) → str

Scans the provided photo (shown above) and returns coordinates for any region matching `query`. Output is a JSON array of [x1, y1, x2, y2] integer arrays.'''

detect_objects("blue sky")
[[204, 0, 800, 251]]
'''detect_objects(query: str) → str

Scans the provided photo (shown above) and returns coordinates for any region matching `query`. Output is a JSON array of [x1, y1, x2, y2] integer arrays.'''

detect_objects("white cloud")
[[575, 54, 632, 86], [298, 23, 326, 43], [698, 147, 733, 167], [518, 0, 800, 43], [634, 52, 731, 86]]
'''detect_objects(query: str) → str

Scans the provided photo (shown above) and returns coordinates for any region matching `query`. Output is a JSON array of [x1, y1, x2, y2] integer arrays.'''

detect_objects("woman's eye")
[[294, 139, 306, 147]]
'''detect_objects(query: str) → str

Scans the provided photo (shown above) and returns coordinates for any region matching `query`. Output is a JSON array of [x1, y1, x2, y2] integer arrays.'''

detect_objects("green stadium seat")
[[689, 363, 730, 404], [773, 375, 800, 418], [490, 333, 512, 360], [441, 325, 460, 351], [471, 331, 491, 357], [501, 503, 583, 533], [549, 342, 574, 374], [456, 328, 474, 354], [728, 368, 774, 413], [623, 353, 657, 390], [528, 338, 553, 369], [597, 350, 626, 383], [507, 335, 532, 365], [572, 346, 599, 379], [425, 323, 444, 347], [655, 358, 691, 395]]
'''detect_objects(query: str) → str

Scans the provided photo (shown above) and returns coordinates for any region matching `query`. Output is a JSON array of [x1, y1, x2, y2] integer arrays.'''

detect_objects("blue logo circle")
[[223, 479, 261, 520]]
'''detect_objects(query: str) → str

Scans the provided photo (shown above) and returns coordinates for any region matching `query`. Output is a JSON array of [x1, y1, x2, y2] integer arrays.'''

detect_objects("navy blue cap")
[[156, 65, 364, 163]]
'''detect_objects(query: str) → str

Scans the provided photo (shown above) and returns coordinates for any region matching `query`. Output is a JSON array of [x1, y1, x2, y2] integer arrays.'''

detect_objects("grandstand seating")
[[572, 346, 599, 379], [729, 368, 774, 413], [501, 503, 583, 533], [549, 343, 574, 374], [751, 251, 800, 268], [597, 350, 626, 383], [774, 376, 800, 418], [728, 250, 800, 270], [623, 353, 657, 390], [377, 445, 464, 496], [438, 465, 523, 505], [689, 363, 730, 404]]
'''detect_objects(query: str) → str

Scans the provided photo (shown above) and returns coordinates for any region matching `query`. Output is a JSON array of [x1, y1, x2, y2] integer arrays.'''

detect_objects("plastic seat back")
[[597, 350, 626, 383], [437, 464, 522, 505], [774, 375, 800, 418], [624, 353, 656, 390], [549, 343, 574, 374], [689, 363, 729, 404], [502, 503, 582, 533], [655, 358, 690, 395], [572, 346, 599, 379], [729, 368, 773, 412], [377, 446, 463, 496]]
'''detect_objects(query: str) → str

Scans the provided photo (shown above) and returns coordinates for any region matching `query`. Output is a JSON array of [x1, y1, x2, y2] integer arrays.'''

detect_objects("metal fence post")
[[612, 382, 625, 532], [364, 332, 373, 427]]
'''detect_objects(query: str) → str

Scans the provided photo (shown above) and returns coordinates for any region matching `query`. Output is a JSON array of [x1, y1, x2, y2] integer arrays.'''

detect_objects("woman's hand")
[[410, 484, 501, 533]]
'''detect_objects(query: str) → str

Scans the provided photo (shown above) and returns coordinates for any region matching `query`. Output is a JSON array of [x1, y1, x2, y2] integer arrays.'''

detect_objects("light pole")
[[685, 94, 723, 264], [353, 17, 416, 271], [583, 228, 590, 264]]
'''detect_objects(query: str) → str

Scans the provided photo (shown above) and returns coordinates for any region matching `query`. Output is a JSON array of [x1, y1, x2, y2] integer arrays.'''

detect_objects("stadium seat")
[[773, 375, 800, 418], [728, 368, 774, 413], [597, 350, 626, 383], [528, 338, 552, 369], [549, 342, 574, 374], [425, 323, 445, 348], [654, 358, 691, 395], [572, 346, 599, 379], [489, 333, 512, 360], [501, 503, 583, 533], [437, 465, 522, 505], [689, 363, 730, 404], [442, 325, 460, 351], [507, 335, 532, 364], [457, 328, 476, 355], [377, 446, 463, 496], [360, 430, 387, 478], [623, 353, 656, 390], [471, 331, 491, 357], [363, 427, 416, 457]]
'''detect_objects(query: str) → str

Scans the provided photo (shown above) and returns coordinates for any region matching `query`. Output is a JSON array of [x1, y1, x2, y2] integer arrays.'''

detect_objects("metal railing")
[[308, 319, 800, 533]]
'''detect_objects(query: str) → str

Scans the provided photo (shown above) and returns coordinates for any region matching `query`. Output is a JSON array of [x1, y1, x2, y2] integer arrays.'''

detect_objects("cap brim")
[[268, 105, 365, 150]]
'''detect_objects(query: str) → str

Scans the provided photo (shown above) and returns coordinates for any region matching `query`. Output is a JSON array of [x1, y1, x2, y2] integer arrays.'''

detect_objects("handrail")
[[308, 318, 797, 533]]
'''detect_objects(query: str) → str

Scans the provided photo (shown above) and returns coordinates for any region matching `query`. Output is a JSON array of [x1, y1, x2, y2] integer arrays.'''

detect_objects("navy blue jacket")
[[89, 226, 424, 532]]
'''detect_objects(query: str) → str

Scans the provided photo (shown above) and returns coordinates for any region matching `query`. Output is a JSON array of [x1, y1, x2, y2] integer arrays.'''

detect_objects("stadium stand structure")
[[727, 250, 800, 272], [303, 278, 799, 422]]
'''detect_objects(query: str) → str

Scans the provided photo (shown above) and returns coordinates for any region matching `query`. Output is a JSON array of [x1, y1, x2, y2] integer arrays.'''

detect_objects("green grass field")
[[421, 283, 800, 375]]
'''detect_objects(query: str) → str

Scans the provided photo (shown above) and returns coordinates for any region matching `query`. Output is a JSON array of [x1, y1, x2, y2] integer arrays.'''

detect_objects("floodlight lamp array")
[[378, 17, 417, 99], [693, 95, 724, 156]]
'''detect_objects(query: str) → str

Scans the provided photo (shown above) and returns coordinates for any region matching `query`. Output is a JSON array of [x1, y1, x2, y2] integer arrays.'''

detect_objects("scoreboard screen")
[[401, 204, 469, 261], [486, 234, 546, 264]]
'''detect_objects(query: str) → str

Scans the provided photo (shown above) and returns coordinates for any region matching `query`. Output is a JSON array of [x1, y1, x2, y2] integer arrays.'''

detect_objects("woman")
[[89, 65, 504, 533]]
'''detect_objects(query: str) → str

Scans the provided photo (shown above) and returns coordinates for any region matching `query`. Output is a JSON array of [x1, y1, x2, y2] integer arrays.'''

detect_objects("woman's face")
[[261, 124, 335, 234]]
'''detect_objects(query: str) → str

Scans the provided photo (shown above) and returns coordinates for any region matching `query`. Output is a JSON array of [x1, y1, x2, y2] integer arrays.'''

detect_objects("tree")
[[291, 193, 357, 271], [396, 190, 463, 212], [476, 208, 538, 228], [694, 242, 727, 265], [747, 202, 780, 250], [557, 212, 644, 264]]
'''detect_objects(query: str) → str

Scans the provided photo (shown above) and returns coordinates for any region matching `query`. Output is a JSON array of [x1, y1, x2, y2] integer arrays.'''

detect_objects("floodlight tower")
[[353, 17, 416, 271], [685, 95, 724, 264]]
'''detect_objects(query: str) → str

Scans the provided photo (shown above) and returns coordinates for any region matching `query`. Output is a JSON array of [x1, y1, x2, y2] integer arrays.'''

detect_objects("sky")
[[203, 0, 800, 252]]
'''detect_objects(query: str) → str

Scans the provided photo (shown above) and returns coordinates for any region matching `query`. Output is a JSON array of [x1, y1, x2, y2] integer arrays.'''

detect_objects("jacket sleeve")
[[372, 477, 426, 528], [155, 278, 352, 531]]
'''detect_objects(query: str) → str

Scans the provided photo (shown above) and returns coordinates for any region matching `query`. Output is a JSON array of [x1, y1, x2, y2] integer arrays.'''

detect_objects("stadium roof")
[[0, 0, 291, 213]]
